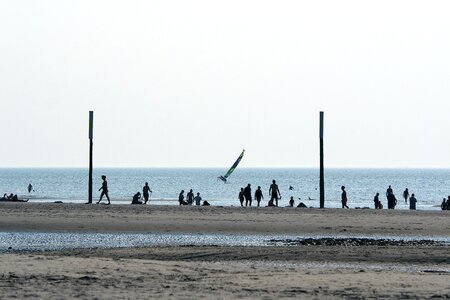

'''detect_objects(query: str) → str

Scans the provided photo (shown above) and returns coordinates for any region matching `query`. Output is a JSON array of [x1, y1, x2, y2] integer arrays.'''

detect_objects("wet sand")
[[0, 203, 449, 299]]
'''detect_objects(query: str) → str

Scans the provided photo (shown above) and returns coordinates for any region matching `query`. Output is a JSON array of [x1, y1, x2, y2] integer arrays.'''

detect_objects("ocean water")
[[0, 168, 449, 210]]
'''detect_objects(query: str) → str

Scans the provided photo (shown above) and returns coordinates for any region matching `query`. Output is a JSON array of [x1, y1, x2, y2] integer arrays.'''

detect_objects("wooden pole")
[[319, 111, 325, 208], [88, 111, 94, 204]]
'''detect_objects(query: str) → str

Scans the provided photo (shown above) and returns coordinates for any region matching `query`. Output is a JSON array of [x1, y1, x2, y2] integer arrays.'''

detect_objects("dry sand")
[[0, 203, 449, 299]]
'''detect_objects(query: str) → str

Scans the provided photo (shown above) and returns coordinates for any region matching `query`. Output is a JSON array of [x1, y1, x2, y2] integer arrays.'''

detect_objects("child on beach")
[[238, 188, 244, 207], [97, 175, 110, 205]]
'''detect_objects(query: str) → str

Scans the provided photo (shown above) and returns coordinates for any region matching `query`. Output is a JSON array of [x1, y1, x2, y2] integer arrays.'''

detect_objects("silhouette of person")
[[97, 175, 110, 204], [374, 192, 381, 209], [131, 192, 143, 204], [143, 182, 152, 204], [441, 198, 447, 210], [387, 193, 397, 209], [289, 186, 294, 191], [409, 193, 417, 210], [254, 186, 264, 207], [194, 192, 202, 206], [403, 188, 409, 204], [202, 200, 210, 206], [341, 186, 349, 209], [238, 188, 245, 207], [178, 190, 187, 205], [243, 184, 252, 207], [186, 189, 194, 205], [269, 180, 281, 207], [289, 196, 294, 207], [386, 185, 393, 197], [28, 183, 33, 193]]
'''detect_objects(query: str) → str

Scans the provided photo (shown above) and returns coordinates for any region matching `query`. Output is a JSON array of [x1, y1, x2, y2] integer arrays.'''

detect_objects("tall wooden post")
[[88, 111, 94, 204], [319, 111, 325, 208]]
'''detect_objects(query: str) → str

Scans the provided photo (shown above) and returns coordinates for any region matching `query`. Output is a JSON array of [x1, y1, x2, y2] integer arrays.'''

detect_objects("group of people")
[[178, 189, 210, 206], [238, 180, 282, 207], [0, 193, 27, 202]]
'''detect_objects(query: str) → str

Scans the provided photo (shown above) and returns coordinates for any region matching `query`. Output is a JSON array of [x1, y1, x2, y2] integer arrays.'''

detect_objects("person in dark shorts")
[[341, 186, 349, 208], [186, 189, 194, 205], [97, 175, 110, 204], [238, 188, 244, 207], [243, 184, 252, 207], [254, 186, 264, 207], [269, 180, 281, 207], [131, 192, 142, 204], [143, 182, 152, 204], [178, 190, 187, 205]]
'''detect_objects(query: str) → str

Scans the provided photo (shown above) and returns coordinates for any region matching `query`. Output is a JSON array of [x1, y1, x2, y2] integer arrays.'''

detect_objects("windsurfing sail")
[[218, 150, 245, 182]]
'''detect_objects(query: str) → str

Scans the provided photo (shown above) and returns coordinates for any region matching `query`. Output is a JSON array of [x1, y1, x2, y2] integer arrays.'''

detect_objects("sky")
[[1, 0, 450, 168]]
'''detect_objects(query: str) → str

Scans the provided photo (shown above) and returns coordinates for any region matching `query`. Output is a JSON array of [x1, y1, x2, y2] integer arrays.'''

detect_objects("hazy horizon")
[[1, 1, 450, 168]]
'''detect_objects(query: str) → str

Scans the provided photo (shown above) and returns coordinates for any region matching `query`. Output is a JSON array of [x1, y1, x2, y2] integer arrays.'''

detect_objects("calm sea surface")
[[0, 168, 448, 210]]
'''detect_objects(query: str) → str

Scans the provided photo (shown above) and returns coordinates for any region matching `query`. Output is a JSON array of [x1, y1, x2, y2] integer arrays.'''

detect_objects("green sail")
[[218, 150, 245, 182]]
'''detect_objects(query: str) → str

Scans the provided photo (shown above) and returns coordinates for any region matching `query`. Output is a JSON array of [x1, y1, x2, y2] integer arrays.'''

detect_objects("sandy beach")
[[0, 203, 449, 299]]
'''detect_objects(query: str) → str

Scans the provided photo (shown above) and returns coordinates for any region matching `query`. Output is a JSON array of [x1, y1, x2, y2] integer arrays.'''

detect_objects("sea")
[[0, 168, 448, 210]]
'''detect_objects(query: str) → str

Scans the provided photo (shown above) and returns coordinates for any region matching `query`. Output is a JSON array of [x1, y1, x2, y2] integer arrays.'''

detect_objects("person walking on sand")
[[254, 186, 264, 207], [341, 186, 349, 209], [243, 184, 252, 207], [97, 175, 110, 204], [403, 188, 409, 204], [409, 193, 417, 210], [238, 188, 245, 207], [186, 189, 194, 205], [143, 182, 152, 204], [269, 180, 281, 207], [178, 190, 188, 205]]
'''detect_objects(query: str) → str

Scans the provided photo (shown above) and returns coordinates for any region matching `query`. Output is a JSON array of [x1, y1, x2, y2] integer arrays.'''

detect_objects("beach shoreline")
[[1, 203, 449, 299]]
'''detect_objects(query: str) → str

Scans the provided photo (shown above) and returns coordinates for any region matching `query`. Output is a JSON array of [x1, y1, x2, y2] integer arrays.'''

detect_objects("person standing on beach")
[[254, 186, 264, 207], [28, 183, 33, 193], [403, 188, 409, 204], [97, 175, 110, 204], [178, 190, 187, 205], [243, 184, 252, 207], [409, 193, 417, 210], [374, 192, 382, 209], [386, 185, 393, 197], [143, 182, 152, 204], [269, 180, 281, 207], [186, 189, 194, 205], [341, 186, 349, 208], [238, 188, 244, 207], [194, 192, 202, 206], [289, 196, 295, 207]]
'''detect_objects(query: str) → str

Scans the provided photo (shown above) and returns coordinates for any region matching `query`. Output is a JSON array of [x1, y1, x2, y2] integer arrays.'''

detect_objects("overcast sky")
[[1, 1, 449, 168]]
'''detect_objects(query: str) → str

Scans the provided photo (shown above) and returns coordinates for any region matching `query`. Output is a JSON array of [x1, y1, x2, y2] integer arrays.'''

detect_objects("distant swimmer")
[[269, 180, 281, 207], [403, 188, 409, 204], [194, 192, 202, 206], [308, 197, 315, 200], [143, 182, 152, 204], [341, 186, 349, 209], [289, 186, 294, 191], [131, 192, 143, 204], [28, 183, 34, 193], [97, 175, 110, 205], [178, 190, 188, 205], [254, 186, 264, 207]]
